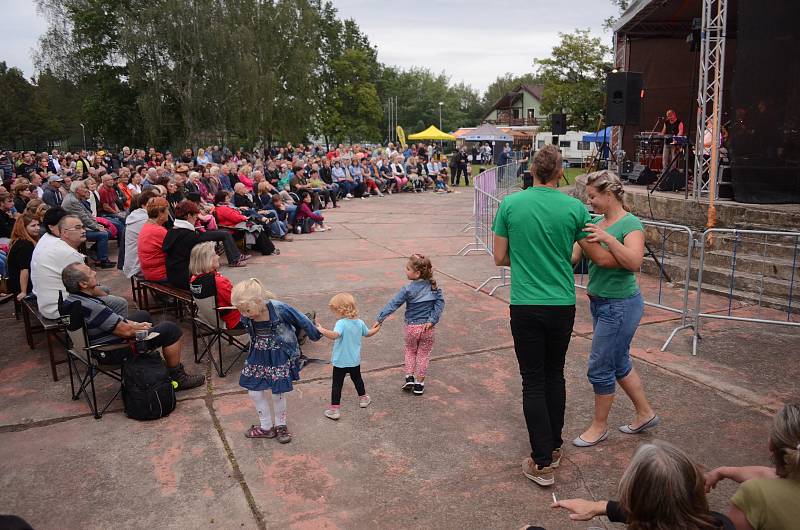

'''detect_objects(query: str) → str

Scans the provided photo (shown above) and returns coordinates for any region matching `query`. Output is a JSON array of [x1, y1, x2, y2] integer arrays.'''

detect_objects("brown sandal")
[[245, 425, 276, 439]]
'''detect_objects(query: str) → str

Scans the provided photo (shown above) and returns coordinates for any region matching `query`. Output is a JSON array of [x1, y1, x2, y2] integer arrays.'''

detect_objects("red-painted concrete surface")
[[0, 189, 786, 529]]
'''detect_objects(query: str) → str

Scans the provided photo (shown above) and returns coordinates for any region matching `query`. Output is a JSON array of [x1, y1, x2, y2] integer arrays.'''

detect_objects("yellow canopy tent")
[[407, 125, 456, 141]]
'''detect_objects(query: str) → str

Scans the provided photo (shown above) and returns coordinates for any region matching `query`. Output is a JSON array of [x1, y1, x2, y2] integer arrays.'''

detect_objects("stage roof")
[[615, 0, 738, 38]]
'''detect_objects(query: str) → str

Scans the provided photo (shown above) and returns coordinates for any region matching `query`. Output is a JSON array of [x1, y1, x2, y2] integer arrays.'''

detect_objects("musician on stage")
[[660, 109, 685, 173]]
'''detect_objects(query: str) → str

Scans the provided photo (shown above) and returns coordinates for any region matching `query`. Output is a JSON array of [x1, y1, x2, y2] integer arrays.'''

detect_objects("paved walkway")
[[0, 188, 788, 529]]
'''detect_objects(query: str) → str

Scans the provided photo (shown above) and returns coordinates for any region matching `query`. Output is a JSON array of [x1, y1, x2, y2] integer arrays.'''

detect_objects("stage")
[[623, 184, 800, 230]]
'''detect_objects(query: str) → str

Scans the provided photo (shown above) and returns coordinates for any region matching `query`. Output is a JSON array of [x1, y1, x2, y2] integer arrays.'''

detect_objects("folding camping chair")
[[189, 275, 249, 377], [59, 297, 124, 419]]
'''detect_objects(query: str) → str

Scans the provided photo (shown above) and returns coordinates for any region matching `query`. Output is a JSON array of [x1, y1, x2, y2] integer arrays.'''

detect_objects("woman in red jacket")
[[212, 191, 277, 255], [138, 196, 170, 281], [189, 241, 242, 329]]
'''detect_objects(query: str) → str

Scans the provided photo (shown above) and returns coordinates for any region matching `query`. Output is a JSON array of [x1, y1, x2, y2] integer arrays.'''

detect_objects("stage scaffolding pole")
[[693, 0, 729, 200]]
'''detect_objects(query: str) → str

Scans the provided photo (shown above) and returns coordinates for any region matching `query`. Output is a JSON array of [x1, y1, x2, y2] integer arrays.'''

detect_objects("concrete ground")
[[0, 187, 790, 529]]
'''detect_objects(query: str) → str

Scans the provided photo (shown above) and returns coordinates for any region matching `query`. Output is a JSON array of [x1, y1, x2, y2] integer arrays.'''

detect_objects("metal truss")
[[693, 0, 729, 199]]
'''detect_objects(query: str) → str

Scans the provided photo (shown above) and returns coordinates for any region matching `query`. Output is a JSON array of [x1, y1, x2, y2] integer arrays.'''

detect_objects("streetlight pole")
[[438, 101, 443, 129], [80, 123, 86, 151]]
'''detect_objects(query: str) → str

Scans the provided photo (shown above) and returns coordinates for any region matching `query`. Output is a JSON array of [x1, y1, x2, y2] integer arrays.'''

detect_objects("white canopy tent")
[[462, 123, 513, 142]]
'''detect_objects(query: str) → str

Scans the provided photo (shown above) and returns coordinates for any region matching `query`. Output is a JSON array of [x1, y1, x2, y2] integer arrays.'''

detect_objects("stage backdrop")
[[730, 1, 800, 203], [620, 36, 736, 172]]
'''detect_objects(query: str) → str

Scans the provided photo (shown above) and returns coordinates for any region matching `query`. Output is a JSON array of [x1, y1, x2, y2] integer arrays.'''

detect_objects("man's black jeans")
[[510, 304, 576, 467]]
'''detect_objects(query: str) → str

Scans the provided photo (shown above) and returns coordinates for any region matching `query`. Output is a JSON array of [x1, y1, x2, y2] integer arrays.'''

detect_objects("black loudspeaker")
[[620, 159, 635, 178], [655, 169, 684, 191], [628, 164, 657, 185], [606, 72, 643, 125], [551, 113, 567, 135]]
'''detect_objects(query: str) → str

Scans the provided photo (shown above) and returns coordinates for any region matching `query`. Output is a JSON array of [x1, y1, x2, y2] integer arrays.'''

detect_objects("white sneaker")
[[324, 409, 340, 420], [359, 395, 372, 408], [378, 193, 384, 197], [346, 193, 353, 198]]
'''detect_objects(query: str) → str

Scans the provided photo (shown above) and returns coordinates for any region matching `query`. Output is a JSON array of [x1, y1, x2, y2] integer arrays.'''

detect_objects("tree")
[[534, 29, 611, 131]]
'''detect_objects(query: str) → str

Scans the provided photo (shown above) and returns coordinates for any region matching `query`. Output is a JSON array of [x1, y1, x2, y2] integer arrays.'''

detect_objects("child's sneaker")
[[359, 395, 371, 408], [413, 382, 425, 395], [275, 425, 292, 443], [402, 375, 415, 391], [324, 408, 340, 420]]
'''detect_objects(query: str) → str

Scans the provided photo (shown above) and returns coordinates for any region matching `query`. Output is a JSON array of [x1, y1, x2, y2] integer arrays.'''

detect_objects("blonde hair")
[[771, 402, 800, 479], [408, 253, 437, 290], [189, 241, 218, 276], [329, 293, 358, 319], [619, 441, 719, 530], [231, 278, 275, 318], [587, 170, 627, 208]]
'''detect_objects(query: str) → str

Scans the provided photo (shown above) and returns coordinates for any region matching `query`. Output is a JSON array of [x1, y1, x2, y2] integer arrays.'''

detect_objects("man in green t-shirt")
[[492, 144, 616, 487]]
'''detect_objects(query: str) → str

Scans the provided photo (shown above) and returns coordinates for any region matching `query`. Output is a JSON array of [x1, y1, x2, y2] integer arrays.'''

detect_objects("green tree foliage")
[[534, 29, 611, 131], [20, 0, 489, 150], [378, 67, 482, 138]]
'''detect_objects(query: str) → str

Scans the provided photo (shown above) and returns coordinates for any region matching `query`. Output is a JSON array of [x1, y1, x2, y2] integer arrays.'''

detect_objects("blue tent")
[[582, 126, 614, 143]]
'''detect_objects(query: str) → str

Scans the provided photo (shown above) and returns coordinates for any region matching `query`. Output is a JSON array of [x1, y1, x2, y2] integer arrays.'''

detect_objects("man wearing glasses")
[[31, 207, 127, 320]]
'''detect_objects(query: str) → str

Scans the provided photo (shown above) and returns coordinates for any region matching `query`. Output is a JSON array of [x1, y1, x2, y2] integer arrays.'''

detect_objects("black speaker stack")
[[606, 72, 642, 126], [550, 113, 567, 135]]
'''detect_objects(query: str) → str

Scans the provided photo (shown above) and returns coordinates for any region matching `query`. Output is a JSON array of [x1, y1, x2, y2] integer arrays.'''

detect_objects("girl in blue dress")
[[231, 278, 321, 443]]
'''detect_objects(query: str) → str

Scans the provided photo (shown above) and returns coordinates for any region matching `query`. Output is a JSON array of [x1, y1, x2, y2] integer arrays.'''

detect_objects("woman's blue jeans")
[[587, 291, 644, 395]]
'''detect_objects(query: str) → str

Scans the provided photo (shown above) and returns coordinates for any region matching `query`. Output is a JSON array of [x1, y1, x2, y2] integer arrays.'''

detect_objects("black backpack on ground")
[[300, 217, 315, 234], [122, 351, 176, 421]]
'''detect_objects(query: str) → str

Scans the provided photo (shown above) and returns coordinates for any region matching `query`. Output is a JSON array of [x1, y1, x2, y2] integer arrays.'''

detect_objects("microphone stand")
[[643, 117, 664, 169]]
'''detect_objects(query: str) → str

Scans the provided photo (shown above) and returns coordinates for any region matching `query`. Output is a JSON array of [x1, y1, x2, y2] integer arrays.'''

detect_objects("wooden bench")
[[138, 281, 194, 320], [130, 274, 146, 308], [21, 297, 68, 381]]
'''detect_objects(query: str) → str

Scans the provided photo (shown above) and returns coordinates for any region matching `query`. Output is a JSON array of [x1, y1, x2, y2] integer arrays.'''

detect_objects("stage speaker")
[[606, 72, 643, 126], [628, 164, 656, 185], [551, 113, 567, 135], [654, 169, 684, 191], [620, 159, 635, 178]]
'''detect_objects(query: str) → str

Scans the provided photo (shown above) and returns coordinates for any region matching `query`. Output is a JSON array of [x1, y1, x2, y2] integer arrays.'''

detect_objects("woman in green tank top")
[[570, 171, 659, 448]]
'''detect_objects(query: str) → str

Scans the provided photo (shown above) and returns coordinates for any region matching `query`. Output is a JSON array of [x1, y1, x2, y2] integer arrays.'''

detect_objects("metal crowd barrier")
[[458, 162, 521, 259], [461, 165, 701, 350], [574, 219, 696, 351], [690, 228, 800, 355]]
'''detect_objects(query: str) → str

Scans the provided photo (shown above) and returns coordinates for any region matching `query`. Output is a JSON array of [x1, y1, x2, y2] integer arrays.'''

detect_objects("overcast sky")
[[1, 0, 618, 94]]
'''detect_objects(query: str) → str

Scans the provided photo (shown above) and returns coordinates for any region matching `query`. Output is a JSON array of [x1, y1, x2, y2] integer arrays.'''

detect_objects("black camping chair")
[[189, 274, 249, 377], [59, 295, 124, 419]]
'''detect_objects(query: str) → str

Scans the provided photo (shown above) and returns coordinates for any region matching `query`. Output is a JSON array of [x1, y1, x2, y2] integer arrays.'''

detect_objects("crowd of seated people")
[[0, 142, 459, 392]]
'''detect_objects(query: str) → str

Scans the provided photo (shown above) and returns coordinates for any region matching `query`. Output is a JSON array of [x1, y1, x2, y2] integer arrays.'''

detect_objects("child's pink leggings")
[[404, 324, 435, 378]]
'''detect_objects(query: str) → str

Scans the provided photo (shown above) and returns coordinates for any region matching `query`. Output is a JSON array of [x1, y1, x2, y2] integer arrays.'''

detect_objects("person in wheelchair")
[[61, 262, 205, 390]]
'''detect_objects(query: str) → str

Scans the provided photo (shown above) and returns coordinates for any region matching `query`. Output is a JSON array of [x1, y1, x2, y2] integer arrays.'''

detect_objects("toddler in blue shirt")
[[317, 292, 380, 420]]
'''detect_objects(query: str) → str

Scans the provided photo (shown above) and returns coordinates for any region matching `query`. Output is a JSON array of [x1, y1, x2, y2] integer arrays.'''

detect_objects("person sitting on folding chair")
[[189, 242, 242, 330], [62, 262, 205, 390]]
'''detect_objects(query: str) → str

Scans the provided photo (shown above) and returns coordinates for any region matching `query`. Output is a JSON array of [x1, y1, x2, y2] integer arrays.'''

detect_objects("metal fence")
[[462, 169, 800, 355], [690, 228, 800, 355], [462, 164, 702, 350]]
